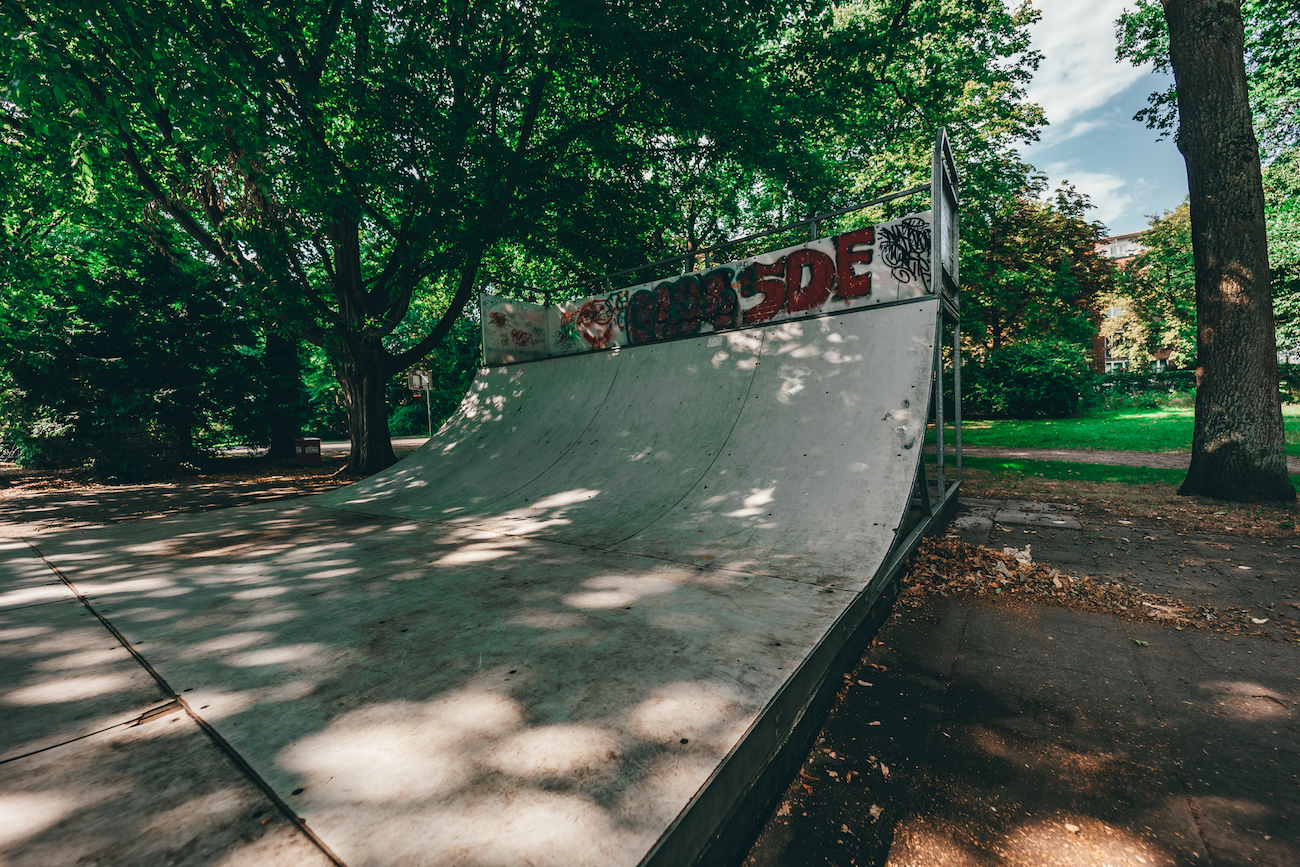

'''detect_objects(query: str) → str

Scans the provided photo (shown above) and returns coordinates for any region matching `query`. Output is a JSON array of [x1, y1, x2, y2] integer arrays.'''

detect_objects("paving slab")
[[0, 699, 334, 867], [0, 594, 169, 762], [743, 589, 1299, 867], [742, 600, 970, 867]]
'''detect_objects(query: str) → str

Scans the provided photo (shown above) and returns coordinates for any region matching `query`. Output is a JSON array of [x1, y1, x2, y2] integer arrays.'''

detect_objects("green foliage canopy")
[[1109, 201, 1197, 369], [959, 180, 1117, 356]]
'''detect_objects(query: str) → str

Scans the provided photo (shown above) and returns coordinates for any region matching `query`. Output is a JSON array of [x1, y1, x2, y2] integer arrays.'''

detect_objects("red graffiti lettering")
[[510, 329, 536, 347], [739, 258, 787, 324], [700, 268, 738, 330], [489, 311, 509, 327], [574, 299, 617, 349], [663, 277, 703, 339], [628, 270, 737, 344], [628, 288, 655, 344], [835, 226, 874, 298], [785, 248, 835, 313]]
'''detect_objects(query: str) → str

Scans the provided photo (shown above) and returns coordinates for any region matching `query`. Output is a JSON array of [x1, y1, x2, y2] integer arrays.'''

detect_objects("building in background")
[[1091, 232, 1150, 374], [1096, 231, 1143, 266]]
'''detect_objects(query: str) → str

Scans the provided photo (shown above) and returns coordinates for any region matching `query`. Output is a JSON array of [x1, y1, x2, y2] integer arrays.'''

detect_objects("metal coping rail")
[[487, 182, 930, 303]]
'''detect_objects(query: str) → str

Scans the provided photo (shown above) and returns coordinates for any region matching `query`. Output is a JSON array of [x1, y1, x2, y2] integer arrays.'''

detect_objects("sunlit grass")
[[930, 405, 1300, 455], [960, 454, 1300, 492]]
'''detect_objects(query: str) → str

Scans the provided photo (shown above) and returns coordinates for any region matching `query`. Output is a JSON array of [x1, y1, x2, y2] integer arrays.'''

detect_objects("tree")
[[0, 90, 308, 472], [0, 218, 270, 478], [4, 0, 1054, 476], [5, 0, 821, 473], [1119, 0, 1294, 501], [1106, 201, 1197, 369], [1266, 150, 1300, 359], [960, 180, 1118, 357]]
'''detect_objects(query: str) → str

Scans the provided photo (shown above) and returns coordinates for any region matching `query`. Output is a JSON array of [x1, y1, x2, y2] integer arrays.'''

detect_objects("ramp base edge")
[[641, 486, 960, 867]]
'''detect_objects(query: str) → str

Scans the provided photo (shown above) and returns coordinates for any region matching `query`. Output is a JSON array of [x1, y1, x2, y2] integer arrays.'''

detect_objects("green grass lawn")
[[959, 454, 1300, 492], [931, 405, 1300, 455]]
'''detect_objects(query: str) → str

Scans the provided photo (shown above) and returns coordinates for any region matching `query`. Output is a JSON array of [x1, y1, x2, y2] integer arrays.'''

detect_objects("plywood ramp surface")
[[15, 299, 938, 867]]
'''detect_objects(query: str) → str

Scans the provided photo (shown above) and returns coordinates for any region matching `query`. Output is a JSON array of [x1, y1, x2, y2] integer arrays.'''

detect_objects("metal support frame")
[[910, 128, 962, 524]]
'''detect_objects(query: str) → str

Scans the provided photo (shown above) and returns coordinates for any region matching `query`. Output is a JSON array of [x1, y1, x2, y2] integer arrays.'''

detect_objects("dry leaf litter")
[[902, 536, 1299, 642]]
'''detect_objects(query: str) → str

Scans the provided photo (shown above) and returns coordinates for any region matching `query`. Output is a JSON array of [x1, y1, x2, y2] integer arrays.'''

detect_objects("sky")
[[1021, 2, 1189, 236]]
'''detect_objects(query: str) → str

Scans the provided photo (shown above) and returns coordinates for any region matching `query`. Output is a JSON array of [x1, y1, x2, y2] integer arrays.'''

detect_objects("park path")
[[947, 444, 1300, 475], [744, 499, 1300, 867]]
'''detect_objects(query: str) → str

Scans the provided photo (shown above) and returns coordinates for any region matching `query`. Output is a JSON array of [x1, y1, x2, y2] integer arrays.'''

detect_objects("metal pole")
[[425, 383, 432, 439], [931, 129, 946, 505], [954, 318, 963, 488]]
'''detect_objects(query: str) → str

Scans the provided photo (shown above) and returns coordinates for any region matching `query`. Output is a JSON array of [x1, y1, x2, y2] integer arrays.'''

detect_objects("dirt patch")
[[904, 536, 1299, 642], [960, 465, 1300, 539], [953, 445, 1300, 474], [0, 451, 404, 534]]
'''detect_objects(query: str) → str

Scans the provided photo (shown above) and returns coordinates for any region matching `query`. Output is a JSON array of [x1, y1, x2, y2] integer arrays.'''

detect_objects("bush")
[[1093, 369, 1197, 411], [962, 339, 1096, 418], [0, 238, 265, 479], [389, 402, 432, 437], [1281, 363, 1300, 403]]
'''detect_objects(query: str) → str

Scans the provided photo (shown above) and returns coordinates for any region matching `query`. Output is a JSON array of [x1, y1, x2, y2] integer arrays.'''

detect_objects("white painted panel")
[[326, 351, 621, 519], [612, 299, 938, 589], [454, 329, 762, 546]]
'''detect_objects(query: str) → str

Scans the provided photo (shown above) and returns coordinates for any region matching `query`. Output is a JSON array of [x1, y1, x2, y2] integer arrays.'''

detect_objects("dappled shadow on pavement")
[[2, 496, 848, 865], [743, 596, 1299, 867]]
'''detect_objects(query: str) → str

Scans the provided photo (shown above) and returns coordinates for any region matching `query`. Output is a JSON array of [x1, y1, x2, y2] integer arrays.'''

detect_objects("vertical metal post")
[[953, 318, 963, 488], [931, 129, 946, 506], [478, 292, 488, 368], [933, 312, 945, 505], [425, 383, 433, 439]]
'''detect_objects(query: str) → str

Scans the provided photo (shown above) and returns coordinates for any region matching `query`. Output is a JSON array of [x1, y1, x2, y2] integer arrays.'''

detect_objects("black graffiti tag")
[[878, 217, 932, 292]]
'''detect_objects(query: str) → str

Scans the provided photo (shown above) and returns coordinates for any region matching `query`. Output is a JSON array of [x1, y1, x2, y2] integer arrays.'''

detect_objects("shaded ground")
[[955, 463, 1299, 541], [742, 498, 1300, 867], [0, 439, 426, 535], [4, 444, 1298, 866], [948, 446, 1300, 476]]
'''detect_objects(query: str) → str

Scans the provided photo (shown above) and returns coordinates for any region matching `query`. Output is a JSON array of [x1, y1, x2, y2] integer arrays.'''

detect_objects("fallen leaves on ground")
[[903, 536, 1300, 642], [961, 469, 1299, 540]]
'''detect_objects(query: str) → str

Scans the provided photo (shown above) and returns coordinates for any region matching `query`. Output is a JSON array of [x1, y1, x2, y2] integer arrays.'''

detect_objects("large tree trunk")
[[330, 216, 398, 476], [264, 330, 304, 460], [337, 337, 397, 475], [1163, 0, 1294, 502]]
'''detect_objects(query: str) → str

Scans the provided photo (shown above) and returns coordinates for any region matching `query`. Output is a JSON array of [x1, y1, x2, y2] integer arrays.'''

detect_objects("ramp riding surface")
[[6, 299, 938, 866]]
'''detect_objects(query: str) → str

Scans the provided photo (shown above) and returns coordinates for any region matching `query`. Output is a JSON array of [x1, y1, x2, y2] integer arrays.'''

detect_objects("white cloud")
[[1040, 162, 1137, 226], [1056, 118, 1107, 144], [1026, 2, 1150, 135]]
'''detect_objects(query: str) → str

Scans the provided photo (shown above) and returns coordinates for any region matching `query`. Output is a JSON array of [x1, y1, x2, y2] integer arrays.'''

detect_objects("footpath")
[[950, 446, 1300, 476], [744, 498, 1300, 867], [1, 450, 1296, 866]]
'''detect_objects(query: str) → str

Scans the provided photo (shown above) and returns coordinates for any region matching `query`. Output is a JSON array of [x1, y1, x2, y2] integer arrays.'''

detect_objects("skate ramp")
[[9, 297, 943, 867], [5, 124, 972, 864], [331, 299, 936, 588]]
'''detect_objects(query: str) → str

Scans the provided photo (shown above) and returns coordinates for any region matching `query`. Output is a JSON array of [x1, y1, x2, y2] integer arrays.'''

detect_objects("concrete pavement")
[[743, 501, 1300, 867]]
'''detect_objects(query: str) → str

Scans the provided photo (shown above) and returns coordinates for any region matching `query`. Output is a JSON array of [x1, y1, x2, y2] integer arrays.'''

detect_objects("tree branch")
[[389, 240, 486, 373]]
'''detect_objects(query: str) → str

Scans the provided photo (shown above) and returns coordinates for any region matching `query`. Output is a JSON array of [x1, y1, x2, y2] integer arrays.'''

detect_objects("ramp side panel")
[[450, 329, 763, 546], [327, 351, 622, 518], [613, 299, 938, 590]]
